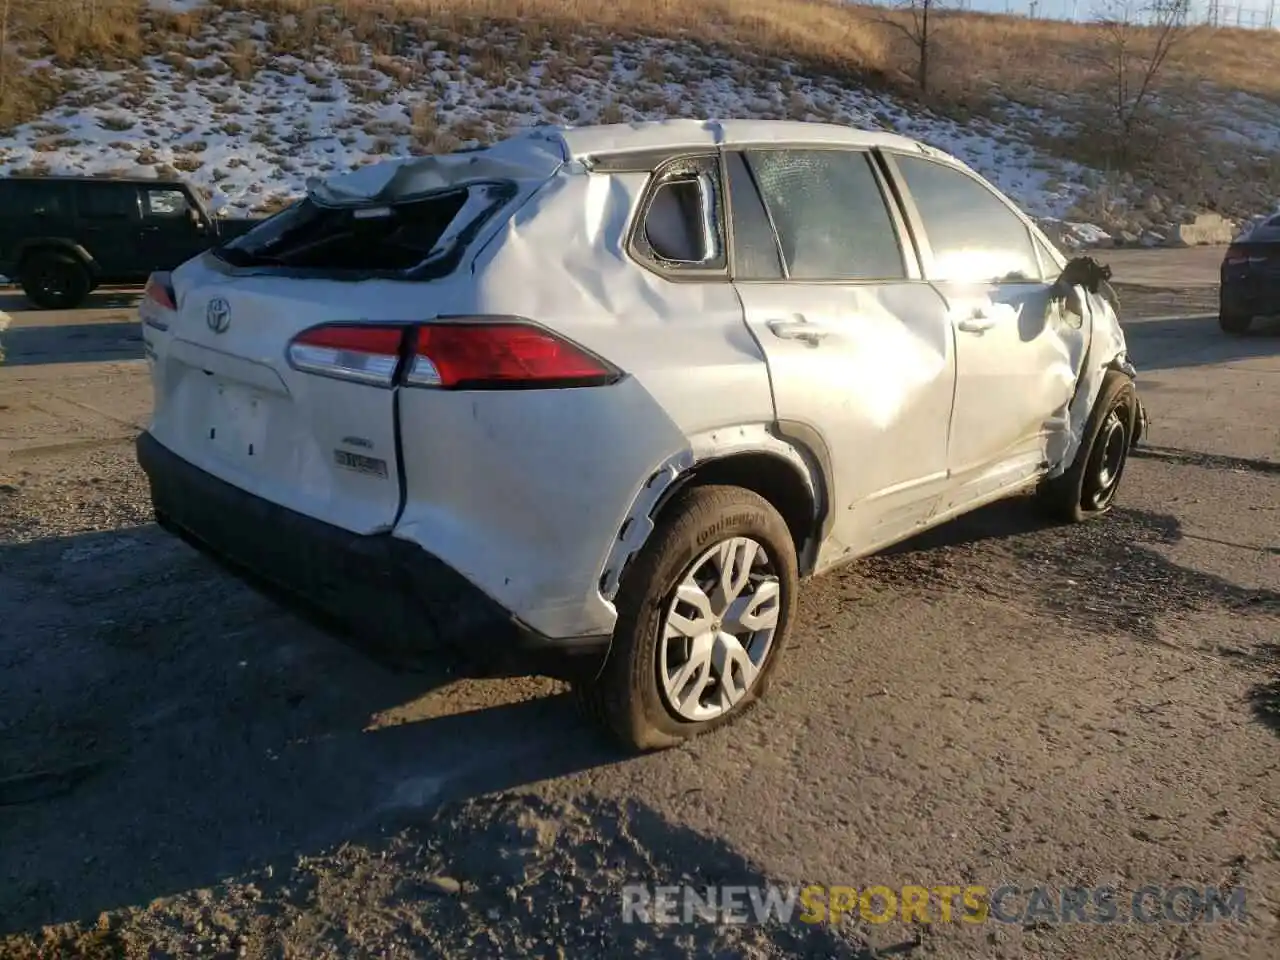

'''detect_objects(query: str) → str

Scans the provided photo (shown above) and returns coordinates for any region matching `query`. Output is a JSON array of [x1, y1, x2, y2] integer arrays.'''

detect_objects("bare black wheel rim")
[[658, 536, 781, 723], [36, 265, 70, 300], [1084, 404, 1129, 511]]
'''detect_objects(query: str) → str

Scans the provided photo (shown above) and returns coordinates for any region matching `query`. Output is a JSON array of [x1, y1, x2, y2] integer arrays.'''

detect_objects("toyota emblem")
[[206, 297, 231, 334]]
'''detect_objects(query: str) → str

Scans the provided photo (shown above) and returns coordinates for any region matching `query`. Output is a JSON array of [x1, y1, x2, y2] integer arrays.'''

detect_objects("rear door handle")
[[767, 319, 829, 345]]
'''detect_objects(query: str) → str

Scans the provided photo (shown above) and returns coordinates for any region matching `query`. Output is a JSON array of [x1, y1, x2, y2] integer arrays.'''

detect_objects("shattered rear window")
[[214, 181, 515, 277]]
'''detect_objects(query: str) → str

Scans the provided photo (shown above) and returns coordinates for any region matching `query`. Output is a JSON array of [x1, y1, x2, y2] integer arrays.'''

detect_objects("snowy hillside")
[[2, 0, 1279, 248]]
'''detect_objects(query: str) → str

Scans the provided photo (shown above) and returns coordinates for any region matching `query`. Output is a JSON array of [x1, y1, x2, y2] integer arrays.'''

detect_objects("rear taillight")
[[1223, 244, 1269, 267], [143, 272, 176, 311], [286, 319, 619, 390], [287, 324, 407, 386], [407, 321, 616, 389]]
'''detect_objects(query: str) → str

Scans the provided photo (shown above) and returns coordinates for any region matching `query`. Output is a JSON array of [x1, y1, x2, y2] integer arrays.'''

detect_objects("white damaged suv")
[[136, 120, 1146, 751]]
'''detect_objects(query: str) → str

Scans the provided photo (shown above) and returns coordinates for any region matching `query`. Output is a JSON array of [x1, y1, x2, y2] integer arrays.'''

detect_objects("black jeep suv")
[[0, 176, 259, 309]]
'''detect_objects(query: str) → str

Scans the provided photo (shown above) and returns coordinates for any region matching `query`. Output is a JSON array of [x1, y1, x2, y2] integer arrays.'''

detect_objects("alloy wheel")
[[657, 536, 782, 723]]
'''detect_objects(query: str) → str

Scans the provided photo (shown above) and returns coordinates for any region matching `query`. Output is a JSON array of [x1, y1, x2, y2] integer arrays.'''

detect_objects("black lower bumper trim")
[[1220, 281, 1278, 317], [135, 432, 610, 682]]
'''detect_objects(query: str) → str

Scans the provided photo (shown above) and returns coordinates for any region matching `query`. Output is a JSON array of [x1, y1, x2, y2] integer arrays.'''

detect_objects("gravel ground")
[[1111, 283, 1219, 320], [0, 285, 1277, 959]]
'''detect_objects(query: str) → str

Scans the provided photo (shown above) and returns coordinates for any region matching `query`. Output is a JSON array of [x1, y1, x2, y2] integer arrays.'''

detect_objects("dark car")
[[0, 175, 260, 310], [1219, 213, 1280, 334]]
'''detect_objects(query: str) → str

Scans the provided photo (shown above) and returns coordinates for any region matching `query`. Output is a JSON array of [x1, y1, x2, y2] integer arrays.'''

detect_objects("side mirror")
[[1055, 283, 1085, 319], [1052, 256, 1114, 319]]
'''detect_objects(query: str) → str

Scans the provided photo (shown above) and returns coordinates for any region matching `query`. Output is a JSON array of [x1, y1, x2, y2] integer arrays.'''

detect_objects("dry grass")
[[921, 9, 1280, 104], [3, 0, 1279, 135], [0, 0, 144, 130], [223, 0, 892, 80], [217, 0, 1280, 104]]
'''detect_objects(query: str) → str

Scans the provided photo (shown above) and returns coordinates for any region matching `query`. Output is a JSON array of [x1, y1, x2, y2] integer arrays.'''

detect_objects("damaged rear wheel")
[[1037, 369, 1137, 524], [575, 485, 798, 753]]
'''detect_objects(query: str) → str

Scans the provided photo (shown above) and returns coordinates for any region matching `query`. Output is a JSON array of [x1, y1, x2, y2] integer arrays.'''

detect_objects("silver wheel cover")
[[658, 536, 782, 723]]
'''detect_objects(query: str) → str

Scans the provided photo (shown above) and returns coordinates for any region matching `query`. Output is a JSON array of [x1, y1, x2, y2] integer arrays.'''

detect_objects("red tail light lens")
[[143, 272, 176, 310], [285, 319, 619, 390], [287, 324, 407, 386], [1223, 244, 1268, 267], [406, 321, 617, 389]]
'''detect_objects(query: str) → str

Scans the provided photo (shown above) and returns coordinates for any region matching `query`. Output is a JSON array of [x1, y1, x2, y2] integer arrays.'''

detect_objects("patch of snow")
[[1064, 221, 1114, 247], [148, 0, 206, 12], [0, 4, 1198, 244]]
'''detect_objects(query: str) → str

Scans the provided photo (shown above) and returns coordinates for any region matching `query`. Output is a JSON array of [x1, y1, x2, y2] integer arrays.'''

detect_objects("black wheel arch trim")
[[16, 238, 100, 277], [637, 434, 830, 579]]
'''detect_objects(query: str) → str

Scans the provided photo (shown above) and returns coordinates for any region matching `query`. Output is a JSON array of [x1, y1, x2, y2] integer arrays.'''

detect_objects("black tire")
[[1219, 311, 1253, 335], [1036, 369, 1138, 524], [20, 251, 91, 310], [576, 485, 799, 753]]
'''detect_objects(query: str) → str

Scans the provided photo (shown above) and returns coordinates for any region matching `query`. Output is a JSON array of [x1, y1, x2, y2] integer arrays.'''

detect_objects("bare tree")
[[1091, 0, 1194, 164], [874, 0, 939, 95]]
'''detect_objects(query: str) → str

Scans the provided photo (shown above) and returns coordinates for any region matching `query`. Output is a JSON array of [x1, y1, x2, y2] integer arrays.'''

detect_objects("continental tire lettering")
[[696, 512, 767, 546]]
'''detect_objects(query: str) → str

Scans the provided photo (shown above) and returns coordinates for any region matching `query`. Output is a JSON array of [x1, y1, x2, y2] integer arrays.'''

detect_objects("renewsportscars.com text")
[[620, 883, 1247, 926]]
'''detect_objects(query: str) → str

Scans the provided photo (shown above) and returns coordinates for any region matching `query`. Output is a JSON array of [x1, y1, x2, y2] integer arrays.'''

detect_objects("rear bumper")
[[134, 431, 610, 682], [1220, 275, 1280, 316]]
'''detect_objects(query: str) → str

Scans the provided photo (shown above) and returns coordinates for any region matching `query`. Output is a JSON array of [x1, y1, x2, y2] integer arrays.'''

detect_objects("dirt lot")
[[0, 264, 1277, 959]]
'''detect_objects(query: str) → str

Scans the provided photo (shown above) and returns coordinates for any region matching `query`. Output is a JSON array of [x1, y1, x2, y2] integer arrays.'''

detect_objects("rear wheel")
[[1219, 311, 1253, 335], [1037, 369, 1138, 523], [20, 251, 91, 310], [576, 485, 798, 752]]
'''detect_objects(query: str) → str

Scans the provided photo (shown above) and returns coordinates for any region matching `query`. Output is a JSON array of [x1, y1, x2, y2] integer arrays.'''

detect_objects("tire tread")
[[577, 484, 797, 753]]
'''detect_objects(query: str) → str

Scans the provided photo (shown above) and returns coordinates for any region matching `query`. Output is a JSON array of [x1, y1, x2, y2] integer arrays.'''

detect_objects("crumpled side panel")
[[392, 166, 777, 640], [1043, 281, 1133, 478], [473, 169, 777, 440]]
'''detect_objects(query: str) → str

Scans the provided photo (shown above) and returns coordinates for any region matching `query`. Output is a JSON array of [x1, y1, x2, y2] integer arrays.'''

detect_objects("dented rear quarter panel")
[[392, 166, 775, 641]]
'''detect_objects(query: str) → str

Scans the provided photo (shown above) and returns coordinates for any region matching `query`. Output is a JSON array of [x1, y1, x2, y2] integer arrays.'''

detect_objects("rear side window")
[[77, 183, 139, 221], [743, 149, 906, 281], [0, 180, 68, 218], [631, 154, 726, 275], [894, 155, 1040, 283], [216, 182, 515, 276]]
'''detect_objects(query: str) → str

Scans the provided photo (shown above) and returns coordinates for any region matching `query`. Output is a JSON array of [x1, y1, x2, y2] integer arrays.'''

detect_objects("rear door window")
[[740, 148, 906, 281], [142, 186, 191, 219], [1032, 233, 1061, 277], [217, 182, 514, 277], [77, 183, 140, 221], [893, 155, 1041, 283], [0, 180, 69, 218], [725, 151, 784, 280]]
